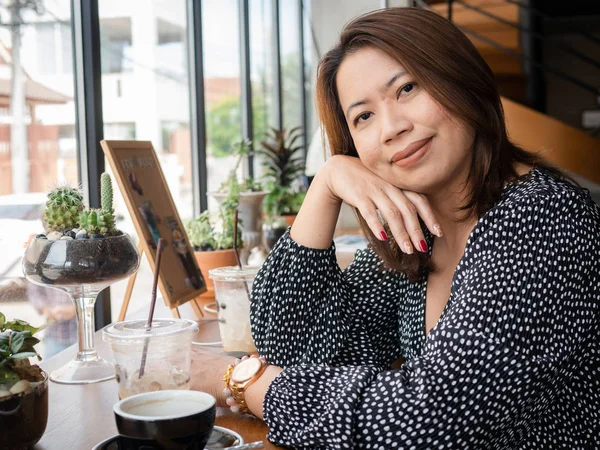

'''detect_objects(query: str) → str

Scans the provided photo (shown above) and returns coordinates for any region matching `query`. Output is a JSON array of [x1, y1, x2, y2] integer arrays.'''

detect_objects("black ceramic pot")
[[0, 371, 49, 450], [263, 225, 287, 251], [114, 390, 216, 450]]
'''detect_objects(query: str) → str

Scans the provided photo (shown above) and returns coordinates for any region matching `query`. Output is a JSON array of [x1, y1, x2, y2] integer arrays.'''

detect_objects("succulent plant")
[[43, 186, 84, 232], [101, 172, 114, 213], [78, 173, 118, 236], [185, 200, 243, 252], [0, 312, 45, 389], [79, 208, 117, 235]]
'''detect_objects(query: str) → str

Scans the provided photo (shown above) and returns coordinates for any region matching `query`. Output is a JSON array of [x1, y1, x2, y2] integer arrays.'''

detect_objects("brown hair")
[[316, 7, 566, 281]]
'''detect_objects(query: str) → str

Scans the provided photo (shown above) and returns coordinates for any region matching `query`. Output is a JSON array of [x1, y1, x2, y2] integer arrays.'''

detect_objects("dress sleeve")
[[262, 192, 600, 449], [250, 229, 403, 370]]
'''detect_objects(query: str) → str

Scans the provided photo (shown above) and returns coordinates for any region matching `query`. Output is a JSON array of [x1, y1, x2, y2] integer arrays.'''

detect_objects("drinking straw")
[[139, 238, 165, 377], [233, 210, 252, 301]]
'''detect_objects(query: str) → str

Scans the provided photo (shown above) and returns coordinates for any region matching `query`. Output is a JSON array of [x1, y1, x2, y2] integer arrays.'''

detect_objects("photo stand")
[[101, 140, 208, 321]]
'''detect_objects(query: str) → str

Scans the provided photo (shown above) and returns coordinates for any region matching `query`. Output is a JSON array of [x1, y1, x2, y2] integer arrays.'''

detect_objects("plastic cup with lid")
[[103, 319, 199, 399], [208, 266, 258, 354]]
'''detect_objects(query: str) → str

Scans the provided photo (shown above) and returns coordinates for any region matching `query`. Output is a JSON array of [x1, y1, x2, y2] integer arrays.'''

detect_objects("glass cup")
[[102, 318, 199, 399], [22, 234, 140, 384], [208, 266, 258, 354]]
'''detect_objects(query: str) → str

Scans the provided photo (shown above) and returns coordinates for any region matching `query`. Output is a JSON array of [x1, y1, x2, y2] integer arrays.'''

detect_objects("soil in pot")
[[27, 237, 139, 286]]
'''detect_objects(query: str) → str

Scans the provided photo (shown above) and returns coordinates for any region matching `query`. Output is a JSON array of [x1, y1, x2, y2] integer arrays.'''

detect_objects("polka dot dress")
[[250, 168, 600, 449]]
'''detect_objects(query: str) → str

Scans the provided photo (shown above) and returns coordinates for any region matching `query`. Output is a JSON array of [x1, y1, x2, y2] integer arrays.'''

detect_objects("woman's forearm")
[[290, 167, 342, 249], [244, 366, 283, 420]]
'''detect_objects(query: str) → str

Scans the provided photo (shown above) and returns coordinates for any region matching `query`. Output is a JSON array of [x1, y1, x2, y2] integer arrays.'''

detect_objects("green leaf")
[[19, 337, 40, 354], [0, 312, 5, 330], [0, 366, 20, 383], [0, 332, 9, 358], [10, 331, 26, 354], [7, 352, 37, 360], [3, 320, 37, 335]]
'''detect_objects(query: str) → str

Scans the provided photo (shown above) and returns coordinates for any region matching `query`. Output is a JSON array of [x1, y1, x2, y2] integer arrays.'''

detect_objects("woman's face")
[[336, 46, 475, 194]]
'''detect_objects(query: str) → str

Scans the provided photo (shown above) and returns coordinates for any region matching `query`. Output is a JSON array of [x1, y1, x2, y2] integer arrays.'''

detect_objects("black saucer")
[[92, 426, 243, 450]]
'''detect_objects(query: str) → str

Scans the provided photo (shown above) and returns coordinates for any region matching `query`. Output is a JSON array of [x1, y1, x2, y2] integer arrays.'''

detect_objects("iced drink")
[[102, 319, 198, 399], [209, 266, 258, 353]]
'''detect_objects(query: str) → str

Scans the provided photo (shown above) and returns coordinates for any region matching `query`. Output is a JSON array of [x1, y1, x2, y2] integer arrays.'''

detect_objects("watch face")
[[231, 358, 262, 383]]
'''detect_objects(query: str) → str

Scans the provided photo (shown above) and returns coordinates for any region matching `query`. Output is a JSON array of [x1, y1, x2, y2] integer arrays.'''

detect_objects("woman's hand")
[[189, 347, 236, 407], [322, 155, 442, 253]]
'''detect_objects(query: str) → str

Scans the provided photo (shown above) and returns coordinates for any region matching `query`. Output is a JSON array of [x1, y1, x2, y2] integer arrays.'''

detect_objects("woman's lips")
[[391, 137, 433, 168]]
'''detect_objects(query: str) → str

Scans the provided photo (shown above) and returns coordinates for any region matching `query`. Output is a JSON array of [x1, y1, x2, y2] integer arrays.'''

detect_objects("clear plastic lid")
[[208, 265, 259, 282], [102, 318, 198, 343]]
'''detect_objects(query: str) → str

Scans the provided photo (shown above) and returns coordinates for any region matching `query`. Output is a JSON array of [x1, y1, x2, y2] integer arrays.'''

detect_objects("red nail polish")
[[380, 231, 388, 241], [419, 240, 428, 252]]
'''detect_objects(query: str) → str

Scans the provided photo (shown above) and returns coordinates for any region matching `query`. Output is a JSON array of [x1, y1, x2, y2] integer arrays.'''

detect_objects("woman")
[[191, 7, 599, 449]]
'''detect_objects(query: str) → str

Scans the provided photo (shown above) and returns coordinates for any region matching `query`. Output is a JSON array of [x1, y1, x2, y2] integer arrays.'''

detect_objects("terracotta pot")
[[194, 249, 238, 293], [283, 214, 297, 227]]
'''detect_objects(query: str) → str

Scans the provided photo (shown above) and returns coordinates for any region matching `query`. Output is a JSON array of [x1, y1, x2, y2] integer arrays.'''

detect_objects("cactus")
[[101, 172, 114, 213], [80, 208, 117, 235], [44, 186, 84, 232]]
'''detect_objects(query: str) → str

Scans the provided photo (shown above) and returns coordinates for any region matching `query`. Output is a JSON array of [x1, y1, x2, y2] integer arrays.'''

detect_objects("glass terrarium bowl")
[[23, 234, 140, 384]]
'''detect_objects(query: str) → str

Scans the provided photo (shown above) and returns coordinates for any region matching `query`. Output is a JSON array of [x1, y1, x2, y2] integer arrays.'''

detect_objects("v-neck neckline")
[[419, 167, 543, 344]]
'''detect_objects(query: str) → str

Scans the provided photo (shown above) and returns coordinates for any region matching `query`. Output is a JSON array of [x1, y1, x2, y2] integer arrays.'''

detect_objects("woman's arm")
[[291, 154, 442, 251], [252, 191, 600, 448]]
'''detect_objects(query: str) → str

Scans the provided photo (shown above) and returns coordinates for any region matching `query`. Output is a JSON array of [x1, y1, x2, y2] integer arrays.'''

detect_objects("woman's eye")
[[354, 112, 372, 125], [398, 83, 415, 97]]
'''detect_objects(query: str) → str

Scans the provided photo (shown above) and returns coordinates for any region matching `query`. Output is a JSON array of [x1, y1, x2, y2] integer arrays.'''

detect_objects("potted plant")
[[185, 190, 243, 295], [210, 139, 267, 261], [22, 173, 139, 384], [257, 127, 307, 249], [0, 313, 49, 449]]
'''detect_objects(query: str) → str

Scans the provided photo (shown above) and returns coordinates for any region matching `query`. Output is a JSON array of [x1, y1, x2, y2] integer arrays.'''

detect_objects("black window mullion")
[[272, 0, 282, 131], [187, 0, 208, 214], [71, 0, 111, 328], [298, 0, 308, 158], [239, 0, 254, 177]]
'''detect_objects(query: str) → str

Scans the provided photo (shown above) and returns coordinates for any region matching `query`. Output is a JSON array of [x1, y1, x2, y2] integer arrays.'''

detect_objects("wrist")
[[315, 159, 343, 207], [244, 365, 282, 420], [222, 355, 270, 415]]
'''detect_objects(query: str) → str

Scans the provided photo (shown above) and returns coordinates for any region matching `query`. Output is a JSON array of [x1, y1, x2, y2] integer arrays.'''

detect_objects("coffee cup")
[[113, 390, 216, 449]]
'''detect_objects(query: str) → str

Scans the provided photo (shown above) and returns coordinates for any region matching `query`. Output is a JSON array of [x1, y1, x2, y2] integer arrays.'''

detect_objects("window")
[[100, 18, 133, 74], [202, 0, 242, 209], [279, 0, 303, 134], [0, 0, 78, 358], [99, 0, 194, 320]]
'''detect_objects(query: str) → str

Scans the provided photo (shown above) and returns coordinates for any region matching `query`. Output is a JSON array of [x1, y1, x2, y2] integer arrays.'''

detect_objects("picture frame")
[[101, 140, 206, 313]]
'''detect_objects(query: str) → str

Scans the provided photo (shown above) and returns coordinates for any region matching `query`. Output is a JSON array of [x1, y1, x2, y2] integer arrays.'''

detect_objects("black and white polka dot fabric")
[[250, 168, 600, 449]]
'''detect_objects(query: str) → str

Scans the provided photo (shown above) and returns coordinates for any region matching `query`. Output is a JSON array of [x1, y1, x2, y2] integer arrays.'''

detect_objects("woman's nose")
[[380, 105, 412, 145]]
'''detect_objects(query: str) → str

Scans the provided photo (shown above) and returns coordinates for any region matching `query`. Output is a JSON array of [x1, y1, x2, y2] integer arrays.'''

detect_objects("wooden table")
[[34, 299, 281, 449]]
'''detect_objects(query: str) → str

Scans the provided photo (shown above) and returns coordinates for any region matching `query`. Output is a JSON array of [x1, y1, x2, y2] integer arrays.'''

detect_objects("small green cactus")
[[101, 172, 114, 213], [80, 208, 117, 235], [44, 186, 84, 232]]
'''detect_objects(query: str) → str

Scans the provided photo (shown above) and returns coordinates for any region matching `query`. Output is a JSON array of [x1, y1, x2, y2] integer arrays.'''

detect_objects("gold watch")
[[224, 355, 269, 414]]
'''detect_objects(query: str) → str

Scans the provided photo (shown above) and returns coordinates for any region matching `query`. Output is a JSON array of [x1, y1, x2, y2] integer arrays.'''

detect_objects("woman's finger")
[[356, 200, 389, 242], [402, 190, 443, 238], [385, 189, 429, 252], [369, 193, 413, 254]]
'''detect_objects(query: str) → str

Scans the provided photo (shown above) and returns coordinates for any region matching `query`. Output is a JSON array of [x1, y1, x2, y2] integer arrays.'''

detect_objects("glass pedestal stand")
[[23, 235, 139, 384]]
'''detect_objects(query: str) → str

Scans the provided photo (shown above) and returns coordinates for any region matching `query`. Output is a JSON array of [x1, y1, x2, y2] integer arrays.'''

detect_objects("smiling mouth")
[[390, 137, 433, 163]]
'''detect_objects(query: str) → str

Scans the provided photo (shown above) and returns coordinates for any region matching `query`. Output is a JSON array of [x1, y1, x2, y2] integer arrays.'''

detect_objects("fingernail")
[[380, 231, 388, 241], [433, 224, 443, 237], [419, 240, 428, 252], [403, 241, 413, 254]]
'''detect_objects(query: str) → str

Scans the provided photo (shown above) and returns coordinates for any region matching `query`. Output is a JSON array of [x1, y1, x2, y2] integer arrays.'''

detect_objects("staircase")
[[416, 0, 600, 185]]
